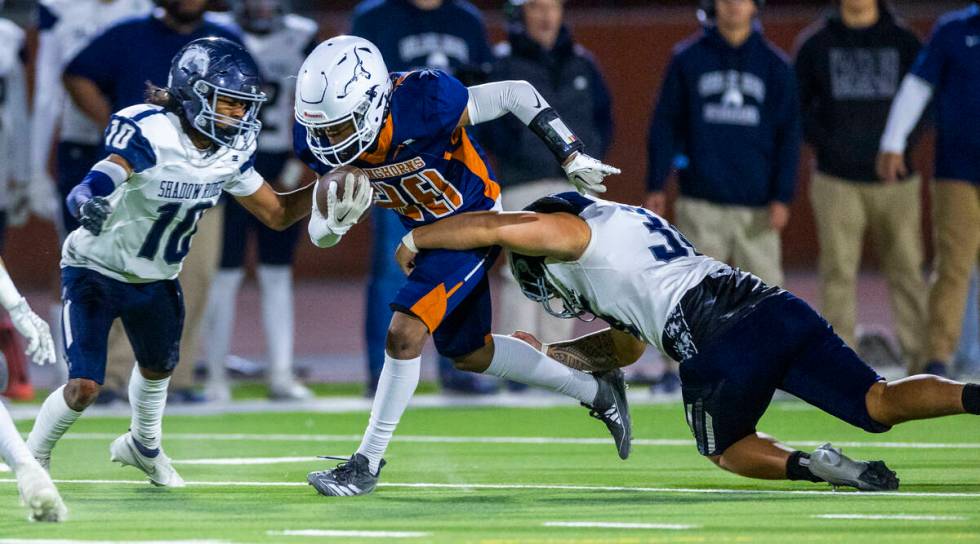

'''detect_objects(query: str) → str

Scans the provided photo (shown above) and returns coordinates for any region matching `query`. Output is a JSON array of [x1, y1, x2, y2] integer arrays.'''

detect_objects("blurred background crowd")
[[0, 0, 976, 404]]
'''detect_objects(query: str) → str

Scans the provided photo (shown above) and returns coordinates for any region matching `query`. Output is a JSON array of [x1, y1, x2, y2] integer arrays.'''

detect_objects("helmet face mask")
[[509, 252, 589, 320], [294, 36, 392, 168], [169, 38, 267, 151]]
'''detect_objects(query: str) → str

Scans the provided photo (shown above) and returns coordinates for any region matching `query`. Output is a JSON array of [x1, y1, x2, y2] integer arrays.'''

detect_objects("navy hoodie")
[[646, 25, 801, 206]]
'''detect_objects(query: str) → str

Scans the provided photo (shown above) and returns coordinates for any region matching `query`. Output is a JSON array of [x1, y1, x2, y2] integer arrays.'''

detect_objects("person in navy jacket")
[[644, 0, 801, 287]]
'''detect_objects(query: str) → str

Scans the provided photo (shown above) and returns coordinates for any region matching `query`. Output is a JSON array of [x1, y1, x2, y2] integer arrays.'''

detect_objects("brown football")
[[315, 164, 369, 218]]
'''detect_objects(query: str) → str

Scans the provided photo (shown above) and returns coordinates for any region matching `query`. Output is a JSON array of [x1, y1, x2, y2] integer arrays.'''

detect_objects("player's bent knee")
[[452, 342, 494, 373], [63, 379, 100, 411], [864, 381, 895, 429], [386, 312, 429, 359]]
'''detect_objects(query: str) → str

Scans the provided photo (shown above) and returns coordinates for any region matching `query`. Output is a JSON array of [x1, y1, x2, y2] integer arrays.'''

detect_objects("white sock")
[[485, 334, 598, 404], [128, 366, 169, 452], [258, 265, 295, 385], [205, 269, 244, 385], [356, 353, 420, 474], [26, 385, 82, 459], [0, 403, 33, 468], [48, 303, 68, 384]]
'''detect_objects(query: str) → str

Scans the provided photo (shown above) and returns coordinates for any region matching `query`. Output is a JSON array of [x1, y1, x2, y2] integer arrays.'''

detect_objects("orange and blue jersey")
[[294, 69, 500, 229], [293, 69, 501, 356]]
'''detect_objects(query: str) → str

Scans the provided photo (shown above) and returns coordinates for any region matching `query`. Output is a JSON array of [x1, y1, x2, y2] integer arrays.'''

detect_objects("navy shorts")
[[680, 292, 888, 457], [391, 246, 500, 358], [56, 142, 103, 236], [220, 151, 301, 268], [61, 266, 184, 384]]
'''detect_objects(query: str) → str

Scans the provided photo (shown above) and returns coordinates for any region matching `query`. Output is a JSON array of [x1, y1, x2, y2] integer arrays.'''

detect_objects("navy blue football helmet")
[[168, 37, 267, 151], [509, 194, 592, 320]]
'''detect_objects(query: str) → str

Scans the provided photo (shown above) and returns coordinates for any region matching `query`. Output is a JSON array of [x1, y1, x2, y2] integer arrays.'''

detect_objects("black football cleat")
[[808, 443, 899, 491], [307, 453, 383, 497], [583, 368, 632, 460]]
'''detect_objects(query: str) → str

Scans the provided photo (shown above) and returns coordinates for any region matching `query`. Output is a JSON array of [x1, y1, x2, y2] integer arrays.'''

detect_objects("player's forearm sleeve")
[[880, 74, 933, 154], [0, 262, 23, 311], [65, 160, 127, 218], [307, 210, 342, 248], [466, 80, 550, 125]]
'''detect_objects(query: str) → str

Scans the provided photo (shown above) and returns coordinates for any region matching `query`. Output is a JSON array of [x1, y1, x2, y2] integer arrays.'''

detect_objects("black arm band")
[[528, 108, 585, 162]]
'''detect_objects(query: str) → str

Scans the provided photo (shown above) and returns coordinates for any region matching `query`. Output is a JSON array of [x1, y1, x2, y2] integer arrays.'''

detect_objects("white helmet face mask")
[[294, 36, 391, 167]]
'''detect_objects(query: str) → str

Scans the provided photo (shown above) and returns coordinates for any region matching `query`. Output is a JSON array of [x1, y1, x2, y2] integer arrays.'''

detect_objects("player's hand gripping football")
[[79, 197, 112, 236], [562, 152, 621, 194], [8, 298, 56, 366], [321, 172, 372, 236]]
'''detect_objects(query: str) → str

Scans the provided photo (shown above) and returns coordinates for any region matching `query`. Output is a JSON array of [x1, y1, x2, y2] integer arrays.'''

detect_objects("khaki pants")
[[103, 204, 224, 392], [674, 196, 784, 286], [927, 180, 980, 365], [809, 172, 926, 365], [497, 179, 576, 343]]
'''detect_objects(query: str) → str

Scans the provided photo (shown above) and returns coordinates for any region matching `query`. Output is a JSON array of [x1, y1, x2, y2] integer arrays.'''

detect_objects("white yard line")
[[0, 540, 232, 544], [814, 514, 968, 521], [46, 432, 980, 450], [1, 478, 979, 498], [267, 530, 430, 538], [544, 521, 699, 530], [175, 456, 316, 465]]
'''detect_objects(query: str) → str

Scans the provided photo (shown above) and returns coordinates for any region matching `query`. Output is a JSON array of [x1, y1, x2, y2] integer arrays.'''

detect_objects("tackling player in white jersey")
[[0, 257, 65, 521], [397, 192, 980, 491], [204, 0, 319, 401], [25, 37, 315, 487]]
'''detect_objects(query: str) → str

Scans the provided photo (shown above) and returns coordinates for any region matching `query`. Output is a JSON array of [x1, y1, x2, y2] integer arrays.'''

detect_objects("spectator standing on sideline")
[[0, 9, 35, 400], [878, 4, 980, 377], [795, 0, 925, 368], [483, 0, 612, 349], [645, 0, 800, 287], [62, 0, 241, 403], [202, 0, 318, 402], [350, 0, 495, 395], [31, 0, 153, 396]]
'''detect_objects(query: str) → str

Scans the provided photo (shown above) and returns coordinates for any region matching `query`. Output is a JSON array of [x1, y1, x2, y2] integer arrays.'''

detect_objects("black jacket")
[[481, 25, 613, 188], [795, 4, 922, 182]]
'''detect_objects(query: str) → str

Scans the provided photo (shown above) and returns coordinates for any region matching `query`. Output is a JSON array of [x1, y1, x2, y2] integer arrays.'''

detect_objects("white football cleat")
[[268, 379, 314, 401], [109, 432, 184, 487], [16, 461, 67, 522]]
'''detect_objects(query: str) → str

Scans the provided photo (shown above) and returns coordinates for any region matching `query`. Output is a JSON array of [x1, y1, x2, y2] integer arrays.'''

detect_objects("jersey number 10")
[[138, 202, 214, 265]]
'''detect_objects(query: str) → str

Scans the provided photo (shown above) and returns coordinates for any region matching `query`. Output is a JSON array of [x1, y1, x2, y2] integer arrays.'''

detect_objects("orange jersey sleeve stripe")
[[446, 127, 501, 202]]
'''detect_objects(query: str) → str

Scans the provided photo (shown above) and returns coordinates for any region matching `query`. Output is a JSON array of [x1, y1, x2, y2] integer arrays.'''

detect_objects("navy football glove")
[[79, 197, 112, 235]]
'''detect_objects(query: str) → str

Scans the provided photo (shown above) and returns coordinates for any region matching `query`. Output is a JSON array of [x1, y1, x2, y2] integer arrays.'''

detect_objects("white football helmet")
[[295, 35, 392, 167]]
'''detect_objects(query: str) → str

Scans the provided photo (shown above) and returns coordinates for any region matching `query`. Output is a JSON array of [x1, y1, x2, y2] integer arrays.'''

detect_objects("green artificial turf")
[[1, 401, 978, 543]]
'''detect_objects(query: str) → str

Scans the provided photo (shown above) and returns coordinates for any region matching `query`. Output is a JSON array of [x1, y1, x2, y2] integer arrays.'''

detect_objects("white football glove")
[[562, 152, 621, 194], [323, 172, 373, 236], [8, 298, 56, 366]]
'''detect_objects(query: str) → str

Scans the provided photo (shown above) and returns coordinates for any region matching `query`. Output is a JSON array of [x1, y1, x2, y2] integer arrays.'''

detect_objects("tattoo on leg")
[[546, 329, 620, 372]]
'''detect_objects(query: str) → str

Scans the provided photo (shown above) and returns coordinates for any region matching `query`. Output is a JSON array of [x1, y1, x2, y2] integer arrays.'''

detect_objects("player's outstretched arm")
[[0, 258, 55, 366], [396, 211, 590, 274], [236, 181, 316, 232], [462, 81, 620, 193]]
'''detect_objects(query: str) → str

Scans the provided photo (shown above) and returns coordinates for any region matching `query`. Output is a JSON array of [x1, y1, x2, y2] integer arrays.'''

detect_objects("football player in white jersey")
[[0, 12, 30, 226], [0, 258, 66, 522], [204, 0, 319, 402], [397, 191, 980, 491], [25, 37, 324, 487]]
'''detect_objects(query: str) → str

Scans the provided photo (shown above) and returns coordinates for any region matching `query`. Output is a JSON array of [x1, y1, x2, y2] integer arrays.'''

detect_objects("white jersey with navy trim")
[[61, 104, 263, 282], [0, 18, 29, 207], [244, 14, 318, 153], [543, 196, 727, 353]]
